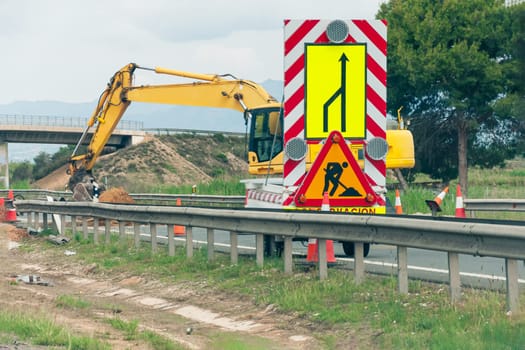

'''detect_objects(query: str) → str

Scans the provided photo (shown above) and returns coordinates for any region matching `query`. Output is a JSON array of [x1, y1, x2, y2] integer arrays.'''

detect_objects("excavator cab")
[[247, 106, 284, 175]]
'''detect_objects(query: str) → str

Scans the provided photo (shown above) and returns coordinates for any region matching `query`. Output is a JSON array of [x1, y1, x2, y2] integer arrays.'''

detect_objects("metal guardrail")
[[464, 199, 525, 212], [14, 199, 525, 314], [0, 190, 244, 207], [5, 190, 525, 212]]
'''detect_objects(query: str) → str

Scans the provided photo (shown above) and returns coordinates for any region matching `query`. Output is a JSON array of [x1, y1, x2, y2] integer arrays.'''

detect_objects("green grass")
[[105, 317, 190, 349], [105, 318, 139, 341], [56, 294, 91, 309], [0, 310, 110, 349], [149, 176, 246, 196]]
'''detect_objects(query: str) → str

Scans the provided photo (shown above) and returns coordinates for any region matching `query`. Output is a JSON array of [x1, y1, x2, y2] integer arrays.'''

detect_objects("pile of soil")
[[99, 187, 135, 204], [7, 226, 29, 241]]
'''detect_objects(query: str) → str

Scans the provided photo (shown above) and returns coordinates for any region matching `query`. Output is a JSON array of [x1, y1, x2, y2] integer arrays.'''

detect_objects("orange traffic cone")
[[306, 238, 319, 262], [307, 193, 336, 263], [425, 186, 449, 213], [173, 198, 186, 235], [394, 189, 403, 214], [321, 191, 331, 212], [455, 185, 466, 218], [5, 191, 16, 222], [5, 208, 17, 222]]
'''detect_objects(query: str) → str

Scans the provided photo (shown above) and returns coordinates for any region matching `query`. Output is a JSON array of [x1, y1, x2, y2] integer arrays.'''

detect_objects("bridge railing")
[[0, 114, 143, 130], [143, 128, 244, 137]]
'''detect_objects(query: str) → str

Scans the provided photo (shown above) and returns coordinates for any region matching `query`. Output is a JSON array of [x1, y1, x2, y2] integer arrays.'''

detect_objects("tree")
[[11, 161, 33, 183], [378, 0, 520, 195], [32, 151, 53, 180]]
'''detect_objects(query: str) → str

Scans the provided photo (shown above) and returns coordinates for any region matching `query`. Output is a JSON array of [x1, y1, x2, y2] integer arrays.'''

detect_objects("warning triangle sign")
[[295, 130, 377, 207]]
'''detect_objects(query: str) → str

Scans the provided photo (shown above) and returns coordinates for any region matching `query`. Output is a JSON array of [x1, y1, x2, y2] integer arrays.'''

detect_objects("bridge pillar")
[[0, 142, 8, 188]]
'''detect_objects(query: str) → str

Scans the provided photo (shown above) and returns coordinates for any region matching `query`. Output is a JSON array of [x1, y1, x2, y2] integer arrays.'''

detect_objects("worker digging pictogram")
[[322, 161, 361, 197]]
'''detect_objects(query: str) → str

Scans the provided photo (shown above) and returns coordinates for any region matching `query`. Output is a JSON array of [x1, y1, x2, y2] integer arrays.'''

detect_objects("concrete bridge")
[[0, 114, 146, 188]]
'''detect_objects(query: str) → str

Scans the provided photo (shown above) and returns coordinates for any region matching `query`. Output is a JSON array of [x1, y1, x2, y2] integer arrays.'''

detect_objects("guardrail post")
[[207, 228, 215, 261], [71, 215, 77, 235], [397, 246, 408, 294], [318, 239, 328, 280], [82, 217, 88, 240], [93, 219, 100, 244], [34, 211, 40, 230], [256, 234, 264, 267], [230, 231, 238, 264], [118, 221, 126, 240], [43, 213, 48, 230], [167, 224, 175, 256], [150, 224, 157, 253], [506, 258, 520, 314], [133, 223, 141, 248], [60, 214, 66, 236], [27, 212, 33, 228], [186, 226, 193, 258], [354, 242, 364, 284], [448, 252, 461, 303], [283, 237, 293, 275], [105, 219, 111, 244]]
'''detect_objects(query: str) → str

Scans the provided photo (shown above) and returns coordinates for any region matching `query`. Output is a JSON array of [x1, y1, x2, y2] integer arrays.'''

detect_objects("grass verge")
[[49, 235, 525, 348]]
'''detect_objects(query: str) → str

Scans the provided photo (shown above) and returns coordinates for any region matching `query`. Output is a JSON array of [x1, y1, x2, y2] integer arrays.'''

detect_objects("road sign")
[[305, 43, 367, 140], [294, 130, 377, 207]]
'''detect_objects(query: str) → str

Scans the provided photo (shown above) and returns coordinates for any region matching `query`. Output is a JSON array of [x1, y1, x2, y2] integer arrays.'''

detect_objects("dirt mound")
[[7, 226, 29, 241], [33, 164, 69, 191], [32, 133, 248, 193], [99, 187, 135, 204]]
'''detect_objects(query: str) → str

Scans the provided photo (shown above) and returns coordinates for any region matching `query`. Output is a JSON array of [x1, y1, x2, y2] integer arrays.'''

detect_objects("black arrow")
[[323, 53, 349, 132]]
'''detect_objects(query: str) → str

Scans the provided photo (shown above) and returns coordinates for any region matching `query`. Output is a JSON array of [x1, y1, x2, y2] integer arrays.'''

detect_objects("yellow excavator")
[[67, 62, 414, 200]]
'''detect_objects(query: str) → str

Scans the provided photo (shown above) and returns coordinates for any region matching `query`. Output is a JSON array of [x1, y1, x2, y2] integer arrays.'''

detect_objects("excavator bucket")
[[72, 183, 93, 201]]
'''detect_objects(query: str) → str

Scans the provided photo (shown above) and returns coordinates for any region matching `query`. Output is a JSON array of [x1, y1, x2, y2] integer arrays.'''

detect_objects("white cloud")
[[0, 0, 384, 104]]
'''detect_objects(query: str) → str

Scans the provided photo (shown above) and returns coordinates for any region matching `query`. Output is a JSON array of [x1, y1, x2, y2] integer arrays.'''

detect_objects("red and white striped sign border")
[[283, 19, 387, 205], [246, 189, 282, 204]]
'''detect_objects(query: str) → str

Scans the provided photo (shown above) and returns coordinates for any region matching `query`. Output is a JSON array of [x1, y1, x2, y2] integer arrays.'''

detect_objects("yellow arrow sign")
[[304, 44, 367, 140]]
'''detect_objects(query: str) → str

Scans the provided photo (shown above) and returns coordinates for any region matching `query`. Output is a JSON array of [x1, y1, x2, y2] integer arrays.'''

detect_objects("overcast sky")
[[0, 0, 384, 105]]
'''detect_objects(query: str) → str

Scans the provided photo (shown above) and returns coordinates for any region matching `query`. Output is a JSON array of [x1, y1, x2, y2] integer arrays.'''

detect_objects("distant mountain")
[[0, 80, 284, 161]]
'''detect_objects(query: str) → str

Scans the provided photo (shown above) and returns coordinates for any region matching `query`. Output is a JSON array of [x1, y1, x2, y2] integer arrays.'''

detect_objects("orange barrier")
[[455, 185, 466, 218], [173, 198, 186, 235]]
